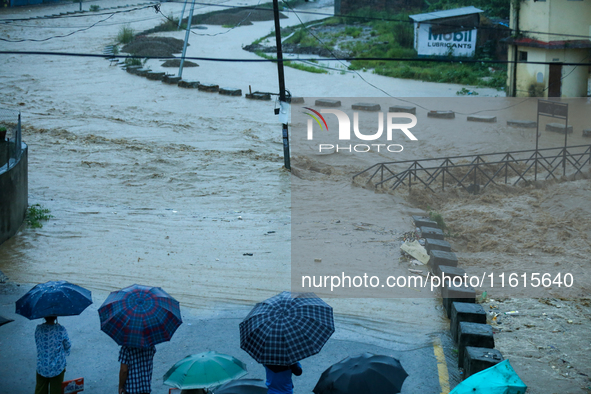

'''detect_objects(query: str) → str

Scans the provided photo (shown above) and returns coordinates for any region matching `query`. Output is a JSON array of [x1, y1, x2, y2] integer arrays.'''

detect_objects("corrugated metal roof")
[[409, 6, 483, 22]]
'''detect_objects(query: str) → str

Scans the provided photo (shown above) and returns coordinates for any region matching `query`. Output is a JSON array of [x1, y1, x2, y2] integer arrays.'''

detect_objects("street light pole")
[[178, 0, 196, 78], [272, 0, 290, 170]]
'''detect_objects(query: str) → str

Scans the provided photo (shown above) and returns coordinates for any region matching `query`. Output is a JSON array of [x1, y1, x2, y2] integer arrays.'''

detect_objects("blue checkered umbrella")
[[239, 291, 335, 366], [98, 284, 182, 348], [15, 280, 92, 320]]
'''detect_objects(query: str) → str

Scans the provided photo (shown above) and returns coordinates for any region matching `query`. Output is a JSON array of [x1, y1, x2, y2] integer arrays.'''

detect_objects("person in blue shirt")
[[264, 362, 303, 394], [34, 316, 71, 394]]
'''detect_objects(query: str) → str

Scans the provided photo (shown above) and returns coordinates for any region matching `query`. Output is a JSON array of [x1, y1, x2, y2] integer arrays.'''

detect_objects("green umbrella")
[[163, 351, 248, 390]]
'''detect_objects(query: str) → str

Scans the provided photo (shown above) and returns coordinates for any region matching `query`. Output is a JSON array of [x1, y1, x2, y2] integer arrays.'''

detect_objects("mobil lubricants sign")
[[410, 6, 482, 57], [416, 24, 477, 57]]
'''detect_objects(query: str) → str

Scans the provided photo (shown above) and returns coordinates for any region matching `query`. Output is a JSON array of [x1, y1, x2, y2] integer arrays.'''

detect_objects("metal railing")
[[0, 108, 23, 172], [352, 145, 591, 193]]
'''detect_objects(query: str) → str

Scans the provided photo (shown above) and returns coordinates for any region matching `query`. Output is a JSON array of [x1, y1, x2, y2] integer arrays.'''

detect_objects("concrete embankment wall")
[[0, 144, 28, 245]]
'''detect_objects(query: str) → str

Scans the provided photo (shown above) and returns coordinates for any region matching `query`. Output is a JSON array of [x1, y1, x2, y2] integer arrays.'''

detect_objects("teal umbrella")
[[450, 360, 527, 394], [163, 351, 248, 390]]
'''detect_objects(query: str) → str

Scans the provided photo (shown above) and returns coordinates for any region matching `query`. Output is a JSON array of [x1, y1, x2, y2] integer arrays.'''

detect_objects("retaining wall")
[[0, 144, 28, 245]]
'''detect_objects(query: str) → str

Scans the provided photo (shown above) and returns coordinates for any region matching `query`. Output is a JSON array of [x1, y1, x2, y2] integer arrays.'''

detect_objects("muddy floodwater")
[[1, 1, 590, 378]]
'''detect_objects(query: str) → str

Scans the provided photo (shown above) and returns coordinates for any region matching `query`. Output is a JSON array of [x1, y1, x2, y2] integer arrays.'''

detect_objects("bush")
[[89, 5, 100, 12], [117, 26, 134, 44], [26, 204, 52, 228]]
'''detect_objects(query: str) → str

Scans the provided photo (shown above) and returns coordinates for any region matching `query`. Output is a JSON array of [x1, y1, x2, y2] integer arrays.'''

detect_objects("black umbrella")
[[313, 353, 408, 394], [0, 315, 14, 327], [213, 379, 267, 394], [239, 291, 335, 366]]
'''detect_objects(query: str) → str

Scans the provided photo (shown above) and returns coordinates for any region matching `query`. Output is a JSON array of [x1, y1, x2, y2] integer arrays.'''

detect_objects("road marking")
[[433, 337, 451, 394]]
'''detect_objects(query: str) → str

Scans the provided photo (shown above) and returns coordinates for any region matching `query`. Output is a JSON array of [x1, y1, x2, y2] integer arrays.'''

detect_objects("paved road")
[[0, 283, 458, 393]]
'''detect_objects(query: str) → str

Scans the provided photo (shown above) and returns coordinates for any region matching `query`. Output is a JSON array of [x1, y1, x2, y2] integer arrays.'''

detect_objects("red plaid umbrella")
[[98, 284, 182, 348]]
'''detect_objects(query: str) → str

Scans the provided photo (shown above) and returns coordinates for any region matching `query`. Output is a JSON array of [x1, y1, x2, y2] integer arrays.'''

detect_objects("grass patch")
[[89, 5, 100, 12], [124, 57, 145, 67], [26, 204, 53, 228], [427, 207, 447, 231], [255, 52, 328, 74], [117, 26, 134, 44], [253, 7, 508, 89]]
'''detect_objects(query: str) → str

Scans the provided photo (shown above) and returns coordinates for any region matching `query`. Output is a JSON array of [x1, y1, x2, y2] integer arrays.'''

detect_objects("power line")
[[1, 50, 590, 66], [0, 4, 158, 22]]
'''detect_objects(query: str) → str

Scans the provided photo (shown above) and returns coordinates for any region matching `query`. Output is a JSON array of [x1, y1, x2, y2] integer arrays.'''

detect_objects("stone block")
[[420, 226, 444, 240], [315, 99, 341, 107], [467, 115, 497, 123], [162, 75, 182, 84], [146, 71, 165, 81], [427, 110, 455, 119], [429, 250, 458, 270], [463, 347, 503, 379], [198, 83, 220, 92], [290, 97, 304, 104], [135, 68, 151, 76], [412, 215, 438, 228], [219, 88, 242, 96], [434, 265, 465, 282], [507, 120, 536, 128], [442, 283, 475, 318], [424, 238, 451, 253], [245, 92, 271, 100], [125, 66, 142, 74], [546, 122, 573, 134], [178, 80, 199, 88], [458, 322, 494, 368], [389, 105, 416, 115], [450, 302, 487, 343], [583, 129, 591, 138], [352, 102, 381, 111]]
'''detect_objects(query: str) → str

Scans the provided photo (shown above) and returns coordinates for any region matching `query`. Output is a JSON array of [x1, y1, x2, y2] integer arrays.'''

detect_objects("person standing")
[[118, 345, 156, 394], [264, 362, 303, 394], [35, 315, 71, 394]]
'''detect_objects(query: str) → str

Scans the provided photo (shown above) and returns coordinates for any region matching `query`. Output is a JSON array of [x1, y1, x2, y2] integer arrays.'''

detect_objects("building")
[[334, 0, 423, 15], [505, 0, 591, 97], [409, 7, 483, 57]]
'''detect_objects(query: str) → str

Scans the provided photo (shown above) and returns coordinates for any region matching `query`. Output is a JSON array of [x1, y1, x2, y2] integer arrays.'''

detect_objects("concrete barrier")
[[583, 129, 591, 138], [162, 75, 182, 85], [463, 347, 503, 379], [425, 238, 452, 253], [146, 71, 165, 81], [246, 92, 271, 100], [290, 97, 304, 104], [546, 122, 573, 134], [315, 99, 341, 107], [467, 115, 497, 123], [389, 105, 416, 115], [178, 80, 199, 88], [412, 215, 438, 228], [450, 302, 487, 343], [427, 110, 455, 119], [457, 322, 494, 368], [198, 83, 220, 92], [351, 103, 380, 111], [507, 120, 536, 128], [219, 88, 242, 96], [0, 144, 28, 246], [421, 226, 444, 240], [441, 283, 475, 318]]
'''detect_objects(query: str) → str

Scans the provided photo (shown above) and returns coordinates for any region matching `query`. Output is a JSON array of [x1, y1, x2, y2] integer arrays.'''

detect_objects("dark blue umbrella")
[[239, 291, 335, 366], [15, 280, 92, 320], [98, 284, 182, 348], [214, 378, 267, 394]]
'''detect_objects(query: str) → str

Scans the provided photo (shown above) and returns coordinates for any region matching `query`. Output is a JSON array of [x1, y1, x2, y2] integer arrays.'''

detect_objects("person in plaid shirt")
[[118, 346, 156, 394]]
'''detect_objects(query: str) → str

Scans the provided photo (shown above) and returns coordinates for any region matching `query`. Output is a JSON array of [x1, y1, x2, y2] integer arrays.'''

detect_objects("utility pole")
[[79, 0, 82, 11], [272, 0, 291, 170], [178, 0, 188, 30], [178, 0, 196, 78]]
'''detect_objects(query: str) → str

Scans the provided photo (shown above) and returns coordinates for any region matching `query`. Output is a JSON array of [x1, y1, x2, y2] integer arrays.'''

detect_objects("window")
[[519, 51, 528, 62]]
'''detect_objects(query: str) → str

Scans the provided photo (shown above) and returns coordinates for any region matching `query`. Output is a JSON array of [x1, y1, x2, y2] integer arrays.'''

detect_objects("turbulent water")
[[4, 0, 589, 352]]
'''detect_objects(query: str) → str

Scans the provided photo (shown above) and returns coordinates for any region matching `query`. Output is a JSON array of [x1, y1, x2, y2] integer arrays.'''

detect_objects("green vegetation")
[[26, 204, 53, 228], [124, 57, 145, 67], [89, 5, 100, 12], [269, 7, 508, 89], [427, 207, 447, 231], [117, 26, 134, 44], [159, 13, 186, 31], [255, 52, 328, 74]]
